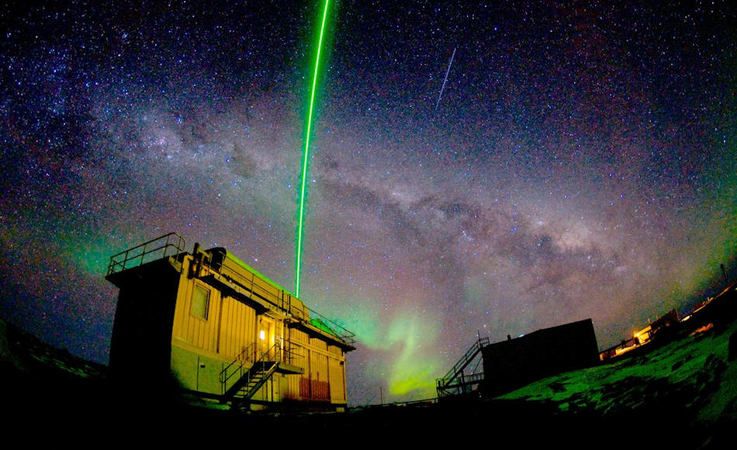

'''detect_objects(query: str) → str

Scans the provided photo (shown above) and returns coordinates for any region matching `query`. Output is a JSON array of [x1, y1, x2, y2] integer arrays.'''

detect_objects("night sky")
[[1, 1, 736, 404]]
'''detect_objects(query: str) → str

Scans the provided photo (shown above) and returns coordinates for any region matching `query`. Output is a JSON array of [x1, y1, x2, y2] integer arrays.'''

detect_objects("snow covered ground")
[[500, 318, 737, 425]]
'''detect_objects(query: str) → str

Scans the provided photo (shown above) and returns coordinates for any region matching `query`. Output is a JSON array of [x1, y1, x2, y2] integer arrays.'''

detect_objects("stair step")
[[222, 358, 279, 403]]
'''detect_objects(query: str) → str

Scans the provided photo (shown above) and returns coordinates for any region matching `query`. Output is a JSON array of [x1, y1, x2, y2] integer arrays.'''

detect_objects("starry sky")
[[1, 1, 736, 404]]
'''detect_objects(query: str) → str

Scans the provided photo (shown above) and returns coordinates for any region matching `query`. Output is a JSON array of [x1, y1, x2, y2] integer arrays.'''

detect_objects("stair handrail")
[[220, 339, 282, 396], [437, 336, 489, 387], [220, 343, 256, 387], [221, 340, 281, 399], [255, 340, 281, 365], [237, 360, 280, 403]]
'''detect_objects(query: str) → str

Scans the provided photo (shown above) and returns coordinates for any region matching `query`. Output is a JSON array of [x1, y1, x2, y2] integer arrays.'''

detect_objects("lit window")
[[191, 285, 210, 320], [259, 330, 266, 340]]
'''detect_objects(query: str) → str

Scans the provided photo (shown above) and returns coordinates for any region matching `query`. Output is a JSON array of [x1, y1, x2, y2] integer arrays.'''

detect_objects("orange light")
[[690, 323, 714, 336], [259, 330, 266, 340]]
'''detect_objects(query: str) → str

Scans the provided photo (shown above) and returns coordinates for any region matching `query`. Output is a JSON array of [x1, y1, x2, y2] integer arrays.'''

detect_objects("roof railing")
[[306, 306, 356, 345], [107, 232, 185, 276]]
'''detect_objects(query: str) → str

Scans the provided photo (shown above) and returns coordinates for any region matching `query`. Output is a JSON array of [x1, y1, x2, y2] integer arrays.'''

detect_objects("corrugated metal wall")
[[328, 345, 346, 403], [309, 338, 330, 401], [170, 255, 349, 405], [172, 259, 258, 362], [284, 334, 347, 403], [172, 278, 220, 354], [218, 295, 256, 359], [285, 328, 309, 400]]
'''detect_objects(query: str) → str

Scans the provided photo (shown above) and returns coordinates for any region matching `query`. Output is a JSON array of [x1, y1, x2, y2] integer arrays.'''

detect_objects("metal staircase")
[[436, 336, 489, 398], [220, 341, 302, 406], [220, 343, 277, 405], [226, 360, 279, 404]]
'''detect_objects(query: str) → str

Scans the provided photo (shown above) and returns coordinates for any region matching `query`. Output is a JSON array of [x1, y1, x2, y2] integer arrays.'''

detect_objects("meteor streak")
[[435, 47, 456, 111]]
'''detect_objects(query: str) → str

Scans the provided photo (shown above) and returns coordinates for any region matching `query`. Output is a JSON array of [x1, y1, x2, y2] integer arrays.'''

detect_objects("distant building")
[[437, 319, 599, 399], [600, 309, 680, 361], [480, 319, 599, 397], [106, 233, 355, 411], [681, 281, 737, 330]]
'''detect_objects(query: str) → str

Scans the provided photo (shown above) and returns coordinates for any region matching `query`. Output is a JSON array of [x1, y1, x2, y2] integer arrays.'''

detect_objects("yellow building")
[[106, 233, 355, 411]]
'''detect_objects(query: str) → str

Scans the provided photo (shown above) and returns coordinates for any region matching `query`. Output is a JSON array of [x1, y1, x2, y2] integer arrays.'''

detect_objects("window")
[[191, 284, 210, 320]]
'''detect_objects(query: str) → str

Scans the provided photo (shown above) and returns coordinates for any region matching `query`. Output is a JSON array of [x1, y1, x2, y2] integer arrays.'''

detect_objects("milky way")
[[1, 1, 736, 404]]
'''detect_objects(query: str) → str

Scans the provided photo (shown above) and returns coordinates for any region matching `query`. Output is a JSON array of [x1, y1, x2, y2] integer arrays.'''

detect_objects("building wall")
[[166, 254, 348, 405], [481, 319, 599, 397], [309, 337, 330, 401], [328, 345, 346, 403], [171, 346, 223, 394], [284, 328, 309, 400], [218, 295, 257, 358], [281, 328, 347, 404], [108, 259, 181, 384], [172, 277, 221, 355]]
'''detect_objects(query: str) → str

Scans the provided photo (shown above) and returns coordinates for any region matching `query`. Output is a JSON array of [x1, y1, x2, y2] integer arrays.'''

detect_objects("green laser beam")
[[296, 0, 331, 298]]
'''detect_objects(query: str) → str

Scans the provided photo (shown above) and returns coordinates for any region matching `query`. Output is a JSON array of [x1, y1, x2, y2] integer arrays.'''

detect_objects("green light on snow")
[[296, 0, 331, 298]]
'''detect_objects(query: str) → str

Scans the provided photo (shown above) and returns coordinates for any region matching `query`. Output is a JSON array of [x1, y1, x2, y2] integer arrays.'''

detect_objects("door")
[[258, 316, 274, 359]]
